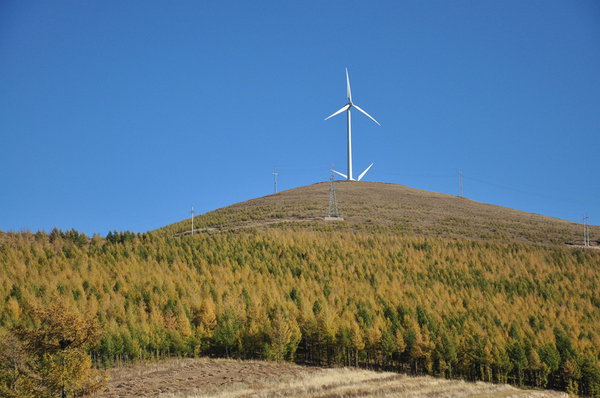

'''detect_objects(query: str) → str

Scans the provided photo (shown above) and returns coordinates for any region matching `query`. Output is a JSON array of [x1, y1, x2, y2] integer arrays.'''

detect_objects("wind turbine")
[[325, 68, 380, 181]]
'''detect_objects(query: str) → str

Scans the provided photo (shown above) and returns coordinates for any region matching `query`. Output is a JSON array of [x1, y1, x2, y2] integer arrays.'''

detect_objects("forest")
[[0, 227, 599, 396]]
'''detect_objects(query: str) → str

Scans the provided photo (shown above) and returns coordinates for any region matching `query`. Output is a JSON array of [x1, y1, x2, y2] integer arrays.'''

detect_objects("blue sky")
[[1, 1, 599, 235]]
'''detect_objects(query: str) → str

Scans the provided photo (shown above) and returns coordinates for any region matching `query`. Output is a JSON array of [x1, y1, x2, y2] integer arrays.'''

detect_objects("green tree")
[[508, 340, 528, 386], [436, 332, 457, 377], [580, 355, 600, 398], [214, 308, 241, 357]]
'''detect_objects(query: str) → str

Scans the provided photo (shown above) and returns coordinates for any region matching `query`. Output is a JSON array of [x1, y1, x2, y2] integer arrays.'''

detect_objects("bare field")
[[96, 358, 567, 398]]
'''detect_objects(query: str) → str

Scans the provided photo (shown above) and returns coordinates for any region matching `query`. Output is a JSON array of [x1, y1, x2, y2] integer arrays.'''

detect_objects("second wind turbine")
[[325, 68, 380, 181]]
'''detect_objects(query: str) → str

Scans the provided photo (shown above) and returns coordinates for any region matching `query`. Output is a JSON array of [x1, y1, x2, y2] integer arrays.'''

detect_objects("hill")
[[1, 182, 599, 396], [159, 181, 596, 247]]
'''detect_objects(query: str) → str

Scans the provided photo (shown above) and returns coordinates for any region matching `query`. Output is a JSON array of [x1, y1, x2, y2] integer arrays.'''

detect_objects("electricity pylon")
[[326, 170, 343, 220]]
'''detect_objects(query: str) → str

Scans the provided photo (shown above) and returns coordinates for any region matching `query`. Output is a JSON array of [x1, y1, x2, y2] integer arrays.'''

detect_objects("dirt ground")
[[96, 358, 318, 397], [95, 358, 567, 398]]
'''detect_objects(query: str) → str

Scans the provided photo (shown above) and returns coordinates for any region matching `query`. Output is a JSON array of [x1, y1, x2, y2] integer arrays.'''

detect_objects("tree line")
[[0, 228, 599, 396]]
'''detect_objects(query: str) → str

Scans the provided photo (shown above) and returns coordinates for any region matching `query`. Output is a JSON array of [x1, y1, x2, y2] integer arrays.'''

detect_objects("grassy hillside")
[[1, 182, 599, 396], [159, 181, 597, 247]]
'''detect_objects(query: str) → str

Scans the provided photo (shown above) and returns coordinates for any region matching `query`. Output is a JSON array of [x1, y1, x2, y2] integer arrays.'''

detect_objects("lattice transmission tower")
[[325, 170, 343, 220], [583, 213, 590, 247]]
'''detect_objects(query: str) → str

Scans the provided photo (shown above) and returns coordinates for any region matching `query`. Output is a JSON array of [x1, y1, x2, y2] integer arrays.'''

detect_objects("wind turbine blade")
[[324, 104, 350, 120], [357, 163, 374, 181], [353, 104, 381, 126], [331, 169, 347, 179], [346, 68, 352, 103]]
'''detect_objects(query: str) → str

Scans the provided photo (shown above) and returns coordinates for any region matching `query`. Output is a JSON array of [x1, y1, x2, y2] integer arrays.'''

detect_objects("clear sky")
[[1, 1, 599, 236]]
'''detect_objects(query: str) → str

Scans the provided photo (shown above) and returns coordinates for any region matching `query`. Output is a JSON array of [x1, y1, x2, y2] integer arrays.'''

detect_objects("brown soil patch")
[[96, 358, 320, 397], [95, 358, 567, 398]]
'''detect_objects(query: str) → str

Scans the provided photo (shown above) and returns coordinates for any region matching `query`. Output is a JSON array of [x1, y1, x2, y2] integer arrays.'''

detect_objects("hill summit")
[[160, 181, 593, 247]]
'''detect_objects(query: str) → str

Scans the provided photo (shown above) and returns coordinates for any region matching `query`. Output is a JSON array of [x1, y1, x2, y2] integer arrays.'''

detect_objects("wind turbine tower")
[[325, 68, 380, 181]]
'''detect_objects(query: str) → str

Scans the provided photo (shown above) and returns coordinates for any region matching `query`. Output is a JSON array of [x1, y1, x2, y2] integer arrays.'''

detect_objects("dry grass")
[[159, 181, 597, 247], [96, 358, 567, 398]]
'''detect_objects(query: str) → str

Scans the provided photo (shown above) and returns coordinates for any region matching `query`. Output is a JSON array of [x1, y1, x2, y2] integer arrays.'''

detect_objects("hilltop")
[[160, 181, 595, 247]]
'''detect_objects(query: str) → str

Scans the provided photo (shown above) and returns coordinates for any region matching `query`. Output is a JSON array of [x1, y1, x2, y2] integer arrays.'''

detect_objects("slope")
[[2, 227, 599, 394], [159, 181, 596, 247], [2, 182, 600, 396]]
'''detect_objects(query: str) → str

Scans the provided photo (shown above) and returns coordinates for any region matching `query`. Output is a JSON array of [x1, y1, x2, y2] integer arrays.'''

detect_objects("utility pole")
[[583, 214, 589, 247], [458, 169, 463, 197], [273, 168, 279, 194], [191, 206, 194, 236]]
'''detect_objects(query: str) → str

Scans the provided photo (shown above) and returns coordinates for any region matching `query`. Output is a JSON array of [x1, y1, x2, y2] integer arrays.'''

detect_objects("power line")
[[377, 171, 451, 179], [461, 175, 590, 207]]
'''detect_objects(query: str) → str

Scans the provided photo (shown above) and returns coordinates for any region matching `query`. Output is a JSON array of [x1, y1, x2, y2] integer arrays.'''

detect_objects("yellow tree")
[[12, 303, 106, 398], [0, 332, 33, 398], [268, 309, 292, 362], [350, 320, 365, 367]]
